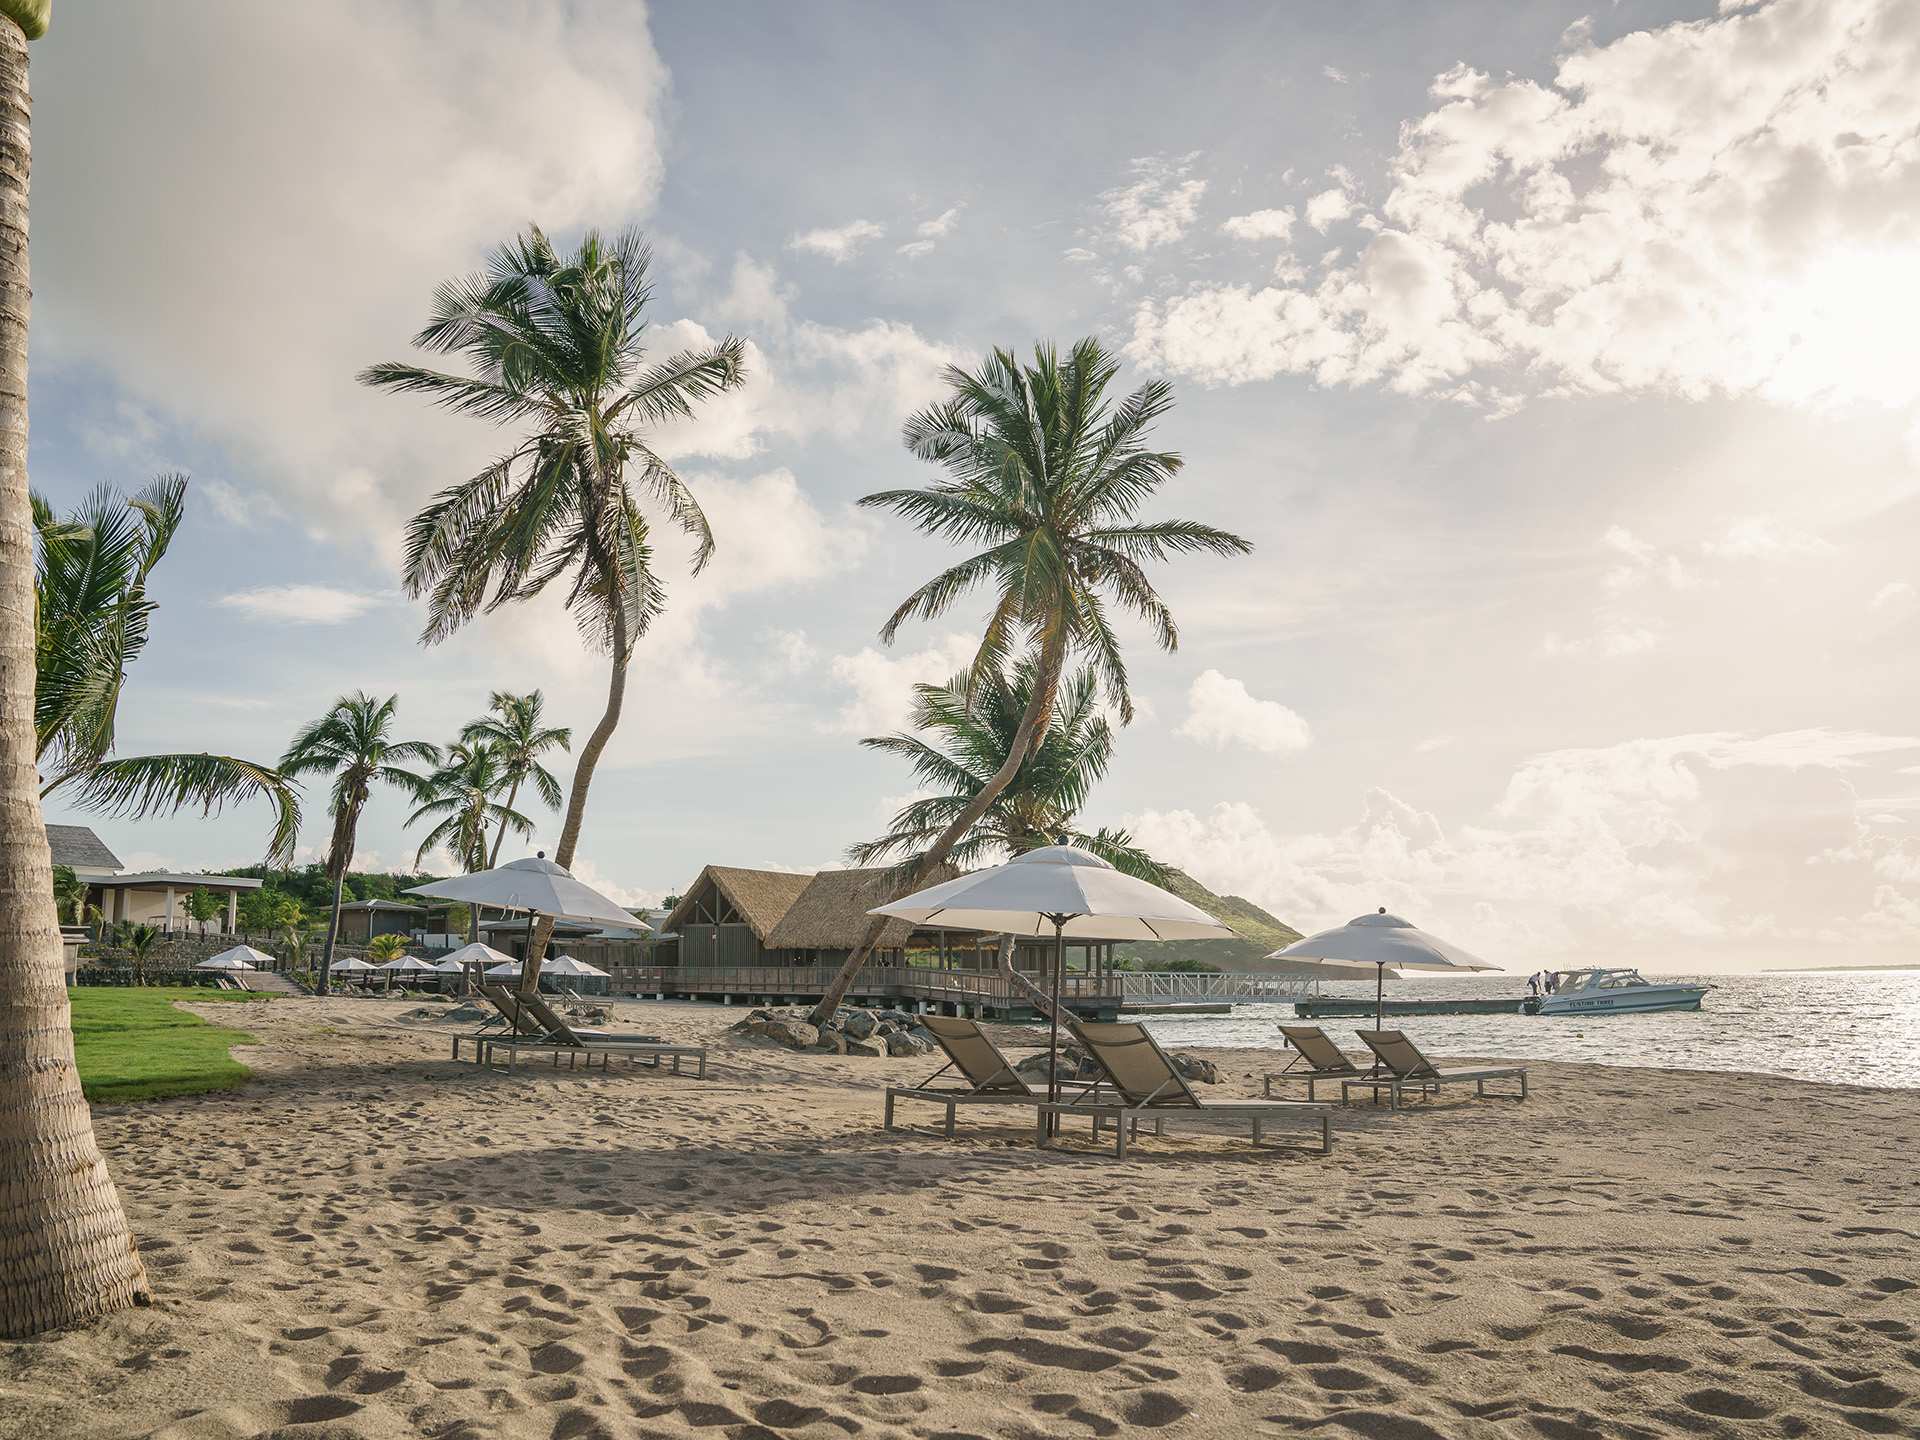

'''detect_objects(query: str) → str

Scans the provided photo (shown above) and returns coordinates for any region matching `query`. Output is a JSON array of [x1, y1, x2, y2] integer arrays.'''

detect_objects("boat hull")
[[1532, 988, 1709, 1016]]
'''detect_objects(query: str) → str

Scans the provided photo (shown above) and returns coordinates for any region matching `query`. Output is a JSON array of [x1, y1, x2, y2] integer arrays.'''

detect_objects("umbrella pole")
[[1046, 917, 1065, 1141], [1376, 963, 1384, 1031]]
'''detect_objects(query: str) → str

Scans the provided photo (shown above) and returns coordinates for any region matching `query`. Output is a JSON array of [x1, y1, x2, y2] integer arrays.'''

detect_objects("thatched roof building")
[[764, 866, 949, 955]]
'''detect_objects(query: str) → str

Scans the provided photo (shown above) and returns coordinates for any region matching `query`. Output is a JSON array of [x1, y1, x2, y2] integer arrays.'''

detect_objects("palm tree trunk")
[[994, 932, 1059, 1020], [808, 623, 1069, 1027], [315, 806, 357, 997], [487, 776, 522, 869], [317, 867, 345, 997], [0, 14, 151, 1337], [521, 608, 628, 998]]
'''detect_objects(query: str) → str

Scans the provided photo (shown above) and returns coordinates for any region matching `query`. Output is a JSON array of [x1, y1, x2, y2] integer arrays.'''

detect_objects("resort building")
[[50, 824, 262, 934], [336, 898, 457, 948]]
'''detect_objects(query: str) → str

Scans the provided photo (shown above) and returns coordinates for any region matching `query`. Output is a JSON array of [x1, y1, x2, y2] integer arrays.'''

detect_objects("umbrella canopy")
[[874, 846, 1237, 1140], [483, 960, 521, 977], [329, 956, 377, 973], [543, 955, 609, 978], [377, 956, 437, 972], [434, 942, 517, 972], [405, 854, 637, 928], [1269, 909, 1500, 1029], [195, 945, 273, 971], [871, 845, 1236, 941]]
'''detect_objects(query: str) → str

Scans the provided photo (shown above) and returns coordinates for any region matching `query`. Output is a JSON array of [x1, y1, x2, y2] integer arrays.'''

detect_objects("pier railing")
[[610, 962, 1123, 1011], [1112, 972, 1325, 1002]]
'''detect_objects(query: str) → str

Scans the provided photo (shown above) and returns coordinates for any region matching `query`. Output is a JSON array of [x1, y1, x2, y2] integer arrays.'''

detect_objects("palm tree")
[[279, 693, 437, 995], [362, 225, 745, 994], [460, 690, 569, 867], [809, 338, 1250, 1024], [50, 863, 85, 926], [364, 931, 410, 965], [853, 660, 1169, 882], [406, 740, 533, 948], [115, 922, 160, 987], [0, 0, 154, 1339], [33, 476, 299, 861]]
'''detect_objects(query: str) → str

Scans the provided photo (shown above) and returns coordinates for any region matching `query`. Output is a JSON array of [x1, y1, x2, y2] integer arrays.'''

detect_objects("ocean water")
[[1137, 969, 1920, 1090]]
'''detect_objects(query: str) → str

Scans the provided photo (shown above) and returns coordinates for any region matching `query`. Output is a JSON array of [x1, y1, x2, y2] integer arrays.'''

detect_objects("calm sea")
[[1138, 969, 1920, 1090]]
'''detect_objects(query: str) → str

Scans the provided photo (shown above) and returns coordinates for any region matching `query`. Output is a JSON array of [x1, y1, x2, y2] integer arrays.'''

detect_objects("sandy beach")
[[1, 996, 1915, 1439]]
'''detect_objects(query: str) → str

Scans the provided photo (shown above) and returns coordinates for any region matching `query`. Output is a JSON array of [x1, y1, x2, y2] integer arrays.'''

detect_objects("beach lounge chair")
[[1342, 1029, 1528, 1110], [1033, 1020, 1332, 1158], [469, 984, 708, 1078], [882, 1014, 1109, 1137], [1263, 1024, 1366, 1099]]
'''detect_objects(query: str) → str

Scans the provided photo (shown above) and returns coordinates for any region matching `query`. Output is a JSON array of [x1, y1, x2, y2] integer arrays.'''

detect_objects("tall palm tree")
[[406, 739, 533, 875], [852, 660, 1168, 882], [460, 690, 569, 867], [809, 338, 1250, 1024], [279, 693, 437, 995], [362, 225, 745, 994], [0, 0, 153, 1339], [34, 475, 299, 861]]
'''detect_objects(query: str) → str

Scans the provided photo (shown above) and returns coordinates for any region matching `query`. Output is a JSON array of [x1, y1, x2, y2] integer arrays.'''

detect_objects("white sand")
[[0, 995, 1914, 1439]]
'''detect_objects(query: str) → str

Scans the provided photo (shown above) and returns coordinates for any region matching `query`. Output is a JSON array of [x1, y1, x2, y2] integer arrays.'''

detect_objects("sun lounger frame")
[[1341, 1029, 1528, 1109], [1030, 1020, 1332, 1158], [455, 983, 708, 1077], [882, 1014, 1111, 1137], [1263, 1024, 1367, 1100], [478, 1035, 708, 1077]]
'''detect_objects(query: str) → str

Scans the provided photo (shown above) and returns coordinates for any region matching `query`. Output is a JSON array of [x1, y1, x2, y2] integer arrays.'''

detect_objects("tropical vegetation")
[[461, 690, 570, 867], [362, 225, 745, 991], [67, 987, 264, 1104], [405, 739, 532, 873], [279, 692, 437, 993], [810, 338, 1251, 1024], [32, 474, 300, 861], [363, 932, 410, 964]]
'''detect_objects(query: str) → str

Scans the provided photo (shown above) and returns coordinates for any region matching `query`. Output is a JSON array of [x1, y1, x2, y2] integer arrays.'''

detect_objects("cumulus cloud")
[[786, 218, 885, 263], [1129, 727, 1920, 969], [1176, 670, 1312, 753], [1873, 581, 1916, 610], [1701, 516, 1834, 560], [1126, 0, 1920, 415], [824, 633, 980, 737], [217, 585, 391, 625], [915, 206, 963, 238], [1303, 187, 1355, 233], [1220, 208, 1295, 242], [1098, 153, 1207, 251]]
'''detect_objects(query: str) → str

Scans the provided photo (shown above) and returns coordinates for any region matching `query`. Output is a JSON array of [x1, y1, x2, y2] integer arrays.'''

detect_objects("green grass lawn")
[[68, 987, 271, 1104]]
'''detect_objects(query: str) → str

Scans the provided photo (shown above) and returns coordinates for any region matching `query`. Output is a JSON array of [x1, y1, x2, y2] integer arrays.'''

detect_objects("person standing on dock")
[[1527, 971, 1542, 999]]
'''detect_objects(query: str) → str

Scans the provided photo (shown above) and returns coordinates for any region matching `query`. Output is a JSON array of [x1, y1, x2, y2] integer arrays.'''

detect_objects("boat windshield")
[[1550, 968, 1647, 992]]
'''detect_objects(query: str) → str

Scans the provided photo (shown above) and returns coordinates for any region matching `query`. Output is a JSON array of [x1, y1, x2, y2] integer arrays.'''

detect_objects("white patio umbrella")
[[871, 844, 1237, 1130], [1268, 908, 1500, 1030], [435, 942, 516, 973], [196, 944, 272, 971], [407, 854, 637, 983], [543, 955, 609, 978], [329, 956, 377, 973], [377, 956, 437, 973]]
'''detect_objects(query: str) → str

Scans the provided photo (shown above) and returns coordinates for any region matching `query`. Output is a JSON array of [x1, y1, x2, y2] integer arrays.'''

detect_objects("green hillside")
[[1112, 870, 1304, 971]]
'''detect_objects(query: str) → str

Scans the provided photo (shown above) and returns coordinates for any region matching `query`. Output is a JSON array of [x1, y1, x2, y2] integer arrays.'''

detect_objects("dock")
[[1119, 1002, 1233, 1016], [1293, 996, 1531, 1019]]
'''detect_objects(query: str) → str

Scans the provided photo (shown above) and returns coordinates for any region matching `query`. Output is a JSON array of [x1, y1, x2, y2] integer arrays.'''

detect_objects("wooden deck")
[[610, 963, 1126, 1019]]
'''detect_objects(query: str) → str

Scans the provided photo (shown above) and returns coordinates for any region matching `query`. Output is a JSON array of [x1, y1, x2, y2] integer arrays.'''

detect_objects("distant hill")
[[1112, 869, 1305, 971]]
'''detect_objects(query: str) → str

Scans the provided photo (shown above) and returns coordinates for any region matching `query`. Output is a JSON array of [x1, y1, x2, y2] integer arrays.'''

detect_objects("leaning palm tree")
[[0, 0, 153, 1339], [279, 693, 437, 995], [853, 660, 1169, 883], [34, 475, 299, 861], [362, 225, 745, 994], [809, 338, 1250, 1024], [407, 741, 532, 873], [460, 690, 569, 868]]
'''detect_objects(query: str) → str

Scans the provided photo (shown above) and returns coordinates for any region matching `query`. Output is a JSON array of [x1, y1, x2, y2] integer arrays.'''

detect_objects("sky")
[[27, 0, 1920, 972]]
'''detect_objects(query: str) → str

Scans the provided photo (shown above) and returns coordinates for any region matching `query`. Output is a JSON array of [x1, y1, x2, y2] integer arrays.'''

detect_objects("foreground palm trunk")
[[0, 10, 151, 1336], [808, 626, 1067, 1027]]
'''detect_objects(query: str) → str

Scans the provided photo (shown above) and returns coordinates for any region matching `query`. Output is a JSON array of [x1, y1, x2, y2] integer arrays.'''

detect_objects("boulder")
[[842, 1010, 878, 1041], [1170, 1052, 1219, 1085], [813, 1030, 848, 1055], [844, 1040, 881, 1057], [884, 1030, 932, 1057], [762, 1018, 819, 1050]]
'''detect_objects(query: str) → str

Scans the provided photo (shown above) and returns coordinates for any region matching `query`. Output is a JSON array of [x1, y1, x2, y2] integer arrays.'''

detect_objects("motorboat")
[[1528, 967, 1713, 1016]]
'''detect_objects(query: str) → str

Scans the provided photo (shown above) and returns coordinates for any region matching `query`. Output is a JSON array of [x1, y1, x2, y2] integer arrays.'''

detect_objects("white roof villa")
[[49, 824, 261, 932]]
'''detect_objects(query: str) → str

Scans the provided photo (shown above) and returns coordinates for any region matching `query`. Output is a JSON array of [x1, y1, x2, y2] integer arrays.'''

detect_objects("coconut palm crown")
[[459, 689, 569, 867]]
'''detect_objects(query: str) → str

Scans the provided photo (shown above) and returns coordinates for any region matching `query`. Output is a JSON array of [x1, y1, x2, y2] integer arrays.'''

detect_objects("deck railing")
[[610, 962, 1123, 1007]]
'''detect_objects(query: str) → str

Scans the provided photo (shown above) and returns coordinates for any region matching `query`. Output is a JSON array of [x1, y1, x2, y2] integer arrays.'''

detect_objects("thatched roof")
[[765, 865, 956, 952], [662, 865, 815, 943]]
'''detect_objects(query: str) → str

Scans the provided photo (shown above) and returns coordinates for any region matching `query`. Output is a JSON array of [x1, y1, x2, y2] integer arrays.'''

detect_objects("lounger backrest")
[[1358, 1029, 1438, 1079], [516, 990, 585, 1046], [479, 983, 558, 1039], [1279, 1025, 1358, 1073], [1069, 1020, 1199, 1108], [918, 1014, 1032, 1094]]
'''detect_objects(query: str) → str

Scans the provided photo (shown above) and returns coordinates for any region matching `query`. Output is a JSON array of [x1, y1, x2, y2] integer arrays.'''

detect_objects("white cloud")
[[1873, 581, 1916, 610], [786, 218, 885, 263], [1062, 247, 1099, 264], [1220, 208, 1295, 242], [1701, 516, 1834, 560], [1322, 65, 1350, 85], [36, 1, 671, 559], [896, 239, 936, 258], [916, 206, 963, 239], [198, 478, 283, 529], [825, 633, 978, 737], [1097, 153, 1207, 251], [217, 584, 390, 625], [1129, 727, 1920, 969], [1126, 0, 1920, 415], [767, 628, 819, 673], [1303, 187, 1355, 232], [1176, 669, 1312, 754]]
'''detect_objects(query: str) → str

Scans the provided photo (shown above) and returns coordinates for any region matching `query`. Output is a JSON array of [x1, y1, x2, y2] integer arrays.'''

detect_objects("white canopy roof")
[[406, 855, 637, 928], [1269, 910, 1499, 975], [543, 955, 609, 977], [329, 956, 376, 972], [433, 942, 517, 972], [377, 956, 438, 972], [195, 944, 274, 971], [870, 845, 1236, 942]]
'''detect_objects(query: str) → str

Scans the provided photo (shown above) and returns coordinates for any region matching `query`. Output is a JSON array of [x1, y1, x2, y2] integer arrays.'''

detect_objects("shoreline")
[[5, 996, 1915, 1439]]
